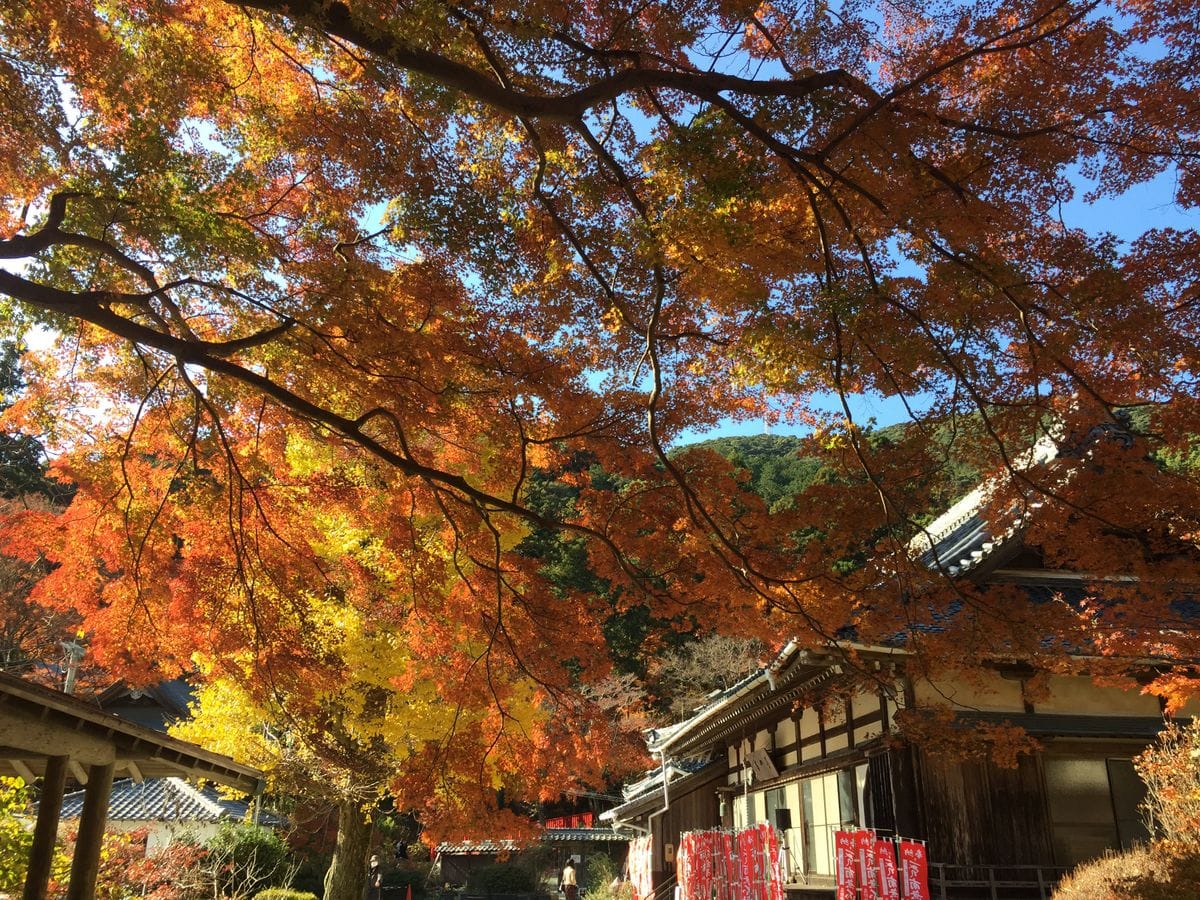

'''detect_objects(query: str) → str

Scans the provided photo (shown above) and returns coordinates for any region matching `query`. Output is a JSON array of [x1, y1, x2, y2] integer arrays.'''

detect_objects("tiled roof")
[[909, 433, 1060, 577], [437, 829, 628, 854], [57, 777, 282, 825], [97, 679, 197, 730], [645, 640, 802, 756]]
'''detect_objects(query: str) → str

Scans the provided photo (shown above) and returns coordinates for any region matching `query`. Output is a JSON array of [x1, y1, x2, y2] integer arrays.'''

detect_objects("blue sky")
[[676, 165, 1200, 446]]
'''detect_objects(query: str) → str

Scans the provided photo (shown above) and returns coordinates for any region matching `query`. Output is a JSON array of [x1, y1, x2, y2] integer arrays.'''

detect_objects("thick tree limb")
[[233, 0, 875, 121]]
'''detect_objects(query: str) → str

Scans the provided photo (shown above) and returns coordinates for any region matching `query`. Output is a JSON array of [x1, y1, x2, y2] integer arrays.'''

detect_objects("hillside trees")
[[0, 0, 1199, 843], [0, 342, 76, 677]]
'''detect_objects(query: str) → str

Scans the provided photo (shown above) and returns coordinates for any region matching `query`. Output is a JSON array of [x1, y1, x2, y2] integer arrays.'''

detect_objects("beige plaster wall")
[[775, 717, 797, 748], [851, 692, 879, 720], [824, 702, 846, 729], [912, 670, 1026, 712], [1036, 675, 1161, 716]]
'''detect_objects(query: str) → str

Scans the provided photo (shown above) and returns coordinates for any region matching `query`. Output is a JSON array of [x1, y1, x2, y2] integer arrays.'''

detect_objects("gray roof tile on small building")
[[436, 828, 628, 854], [57, 777, 282, 825]]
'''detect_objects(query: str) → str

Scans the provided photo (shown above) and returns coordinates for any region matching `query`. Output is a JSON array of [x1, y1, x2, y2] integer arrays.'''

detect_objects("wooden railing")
[[652, 871, 677, 900], [927, 863, 1070, 900]]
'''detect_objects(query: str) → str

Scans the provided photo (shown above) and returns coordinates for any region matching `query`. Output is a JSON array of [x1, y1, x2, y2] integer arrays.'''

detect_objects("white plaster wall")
[[798, 708, 821, 761], [885, 697, 901, 727], [824, 732, 849, 754], [1177, 695, 1200, 718], [854, 721, 883, 745], [146, 821, 220, 854]]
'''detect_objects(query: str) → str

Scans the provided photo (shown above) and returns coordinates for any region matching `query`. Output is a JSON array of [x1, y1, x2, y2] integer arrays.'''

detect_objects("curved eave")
[[0, 672, 262, 792], [656, 664, 842, 759]]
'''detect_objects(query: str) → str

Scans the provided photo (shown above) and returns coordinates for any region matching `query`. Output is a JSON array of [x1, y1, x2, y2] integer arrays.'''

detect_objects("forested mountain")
[[514, 423, 989, 717], [687, 420, 983, 520]]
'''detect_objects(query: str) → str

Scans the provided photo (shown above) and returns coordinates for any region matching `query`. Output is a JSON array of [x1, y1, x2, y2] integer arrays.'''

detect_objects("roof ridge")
[[167, 776, 226, 819], [911, 431, 1061, 555]]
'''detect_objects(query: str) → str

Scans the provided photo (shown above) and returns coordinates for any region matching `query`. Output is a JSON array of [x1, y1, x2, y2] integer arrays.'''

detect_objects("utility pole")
[[60, 640, 85, 694]]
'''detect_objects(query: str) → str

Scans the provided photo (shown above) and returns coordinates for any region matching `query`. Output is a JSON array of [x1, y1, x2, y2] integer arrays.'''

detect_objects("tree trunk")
[[323, 799, 373, 900]]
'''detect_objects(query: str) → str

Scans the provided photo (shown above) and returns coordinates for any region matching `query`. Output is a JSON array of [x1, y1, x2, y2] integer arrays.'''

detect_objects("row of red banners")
[[545, 812, 595, 829], [676, 824, 786, 900], [834, 831, 929, 900]]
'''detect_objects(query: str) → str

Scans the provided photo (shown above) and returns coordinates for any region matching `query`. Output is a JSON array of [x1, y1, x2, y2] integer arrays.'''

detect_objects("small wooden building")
[[436, 824, 630, 890], [0, 671, 262, 900], [53, 775, 283, 853], [602, 641, 1190, 898]]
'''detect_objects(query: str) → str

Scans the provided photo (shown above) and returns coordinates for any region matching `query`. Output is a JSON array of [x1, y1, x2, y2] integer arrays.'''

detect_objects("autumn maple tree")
[[1, 0, 1199, 885]]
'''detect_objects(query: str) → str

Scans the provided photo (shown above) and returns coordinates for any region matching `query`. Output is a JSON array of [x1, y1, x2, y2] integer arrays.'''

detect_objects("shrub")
[[203, 822, 294, 898], [383, 864, 431, 895], [1135, 718, 1200, 849], [467, 863, 535, 895], [289, 850, 332, 899], [254, 889, 320, 900], [1052, 843, 1200, 899], [118, 834, 207, 900], [406, 843, 432, 863], [0, 776, 34, 894], [1053, 845, 1155, 899], [581, 856, 632, 900]]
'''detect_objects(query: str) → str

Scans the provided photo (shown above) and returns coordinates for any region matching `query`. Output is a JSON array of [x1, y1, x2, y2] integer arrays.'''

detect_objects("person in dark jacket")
[[367, 854, 383, 900]]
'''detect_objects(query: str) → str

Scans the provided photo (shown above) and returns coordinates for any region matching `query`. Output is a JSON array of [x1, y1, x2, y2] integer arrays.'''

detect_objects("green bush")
[[581, 856, 632, 900], [383, 864, 430, 894], [0, 776, 34, 894], [467, 863, 535, 894], [405, 843, 432, 863], [254, 890, 320, 900], [205, 821, 293, 898], [289, 851, 332, 899]]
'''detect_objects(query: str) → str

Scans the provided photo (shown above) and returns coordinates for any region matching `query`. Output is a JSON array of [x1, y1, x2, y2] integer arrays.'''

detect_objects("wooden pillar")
[[65, 761, 115, 900], [22, 756, 69, 900]]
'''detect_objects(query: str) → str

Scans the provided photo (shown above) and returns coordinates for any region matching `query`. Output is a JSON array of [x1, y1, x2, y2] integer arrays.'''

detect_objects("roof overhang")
[[0, 672, 262, 792], [436, 828, 630, 854], [601, 759, 726, 824], [649, 643, 906, 760]]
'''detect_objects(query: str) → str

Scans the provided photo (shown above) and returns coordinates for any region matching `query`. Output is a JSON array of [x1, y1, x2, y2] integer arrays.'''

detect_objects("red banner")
[[834, 831, 856, 900], [736, 826, 756, 900], [723, 832, 737, 900], [898, 841, 930, 900], [854, 831, 876, 900], [763, 825, 785, 900], [874, 840, 899, 900], [628, 835, 654, 900], [545, 812, 594, 829], [676, 826, 785, 900]]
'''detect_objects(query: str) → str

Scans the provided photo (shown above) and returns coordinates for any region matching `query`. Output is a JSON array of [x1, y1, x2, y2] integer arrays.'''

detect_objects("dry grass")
[[1052, 842, 1200, 900]]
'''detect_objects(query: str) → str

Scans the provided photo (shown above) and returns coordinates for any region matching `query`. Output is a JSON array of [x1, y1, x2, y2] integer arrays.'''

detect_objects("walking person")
[[560, 858, 578, 900], [367, 854, 383, 900]]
